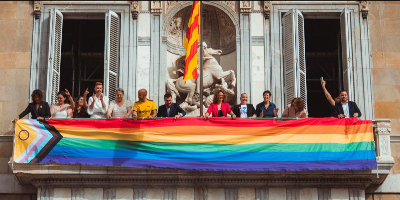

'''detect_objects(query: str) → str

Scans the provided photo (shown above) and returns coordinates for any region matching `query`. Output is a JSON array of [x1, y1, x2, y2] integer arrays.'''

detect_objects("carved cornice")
[[151, 1, 162, 13], [11, 162, 390, 188], [360, 1, 368, 19], [34, 1, 41, 19], [240, 1, 251, 13]]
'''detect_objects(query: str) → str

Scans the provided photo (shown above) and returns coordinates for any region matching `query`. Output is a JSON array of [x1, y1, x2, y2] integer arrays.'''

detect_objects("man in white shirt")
[[333, 90, 361, 119], [88, 82, 109, 118]]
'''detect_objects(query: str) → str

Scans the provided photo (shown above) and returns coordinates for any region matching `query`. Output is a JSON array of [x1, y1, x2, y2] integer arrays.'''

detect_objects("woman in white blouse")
[[88, 82, 109, 118], [50, 91, 73, 118], [107, 88, 132, 119]]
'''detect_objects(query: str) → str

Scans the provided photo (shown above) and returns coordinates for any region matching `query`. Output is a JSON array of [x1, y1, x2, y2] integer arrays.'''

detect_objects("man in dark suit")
[[232, 93, 256, 118], [157, 93, 186, 119], [332, 90, 362, 118]]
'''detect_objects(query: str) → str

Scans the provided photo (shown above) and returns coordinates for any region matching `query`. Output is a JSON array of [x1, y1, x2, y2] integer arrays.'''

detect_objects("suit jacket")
[[332, 101, 362, 118], [206, 102, 232, 117], [157, 103, 186, 117], [19, 101, 51, 119], [232, 104, 256, 118]]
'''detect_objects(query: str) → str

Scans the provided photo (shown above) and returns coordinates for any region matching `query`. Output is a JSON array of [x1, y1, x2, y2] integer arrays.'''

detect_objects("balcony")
[[8, 118, 395, 199]]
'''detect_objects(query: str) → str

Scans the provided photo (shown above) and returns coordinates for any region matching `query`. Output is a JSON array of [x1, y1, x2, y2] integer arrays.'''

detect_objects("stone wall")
[[369, 1, 400, 175], [0, 1, 37, 197], [0, 1, 33, 135]]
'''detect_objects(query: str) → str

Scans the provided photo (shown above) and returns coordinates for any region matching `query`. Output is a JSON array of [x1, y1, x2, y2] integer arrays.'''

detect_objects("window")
[[46, 8, 120, 105], [282, 8, 360, 117]]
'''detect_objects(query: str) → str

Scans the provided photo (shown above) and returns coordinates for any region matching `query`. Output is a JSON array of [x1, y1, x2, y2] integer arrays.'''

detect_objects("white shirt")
[[341, 101, 350, 118], [240, 105, 247, 118], [109, 99, 132, 118], [88, 96, 109, 118]]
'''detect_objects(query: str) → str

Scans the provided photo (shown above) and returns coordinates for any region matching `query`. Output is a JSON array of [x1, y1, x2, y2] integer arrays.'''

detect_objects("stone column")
[[150, 1, 164, 106], [374, 120, 395, 163], [239, 1, 252, 103]]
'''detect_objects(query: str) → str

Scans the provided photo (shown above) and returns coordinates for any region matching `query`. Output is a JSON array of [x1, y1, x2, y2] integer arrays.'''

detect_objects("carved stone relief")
[[223, 1, 236, 12], [215, 8, 235, 51], [132, 1, 139, 12], [240, 1, 251, 13], [151, 1, 162, 13], [34, 1, 41, 19], [166, 43, 236, 116], [167, 11, 184, 47], [380, 135, 389, 156], [264, 1, 270, 12], [166, 1, 179, 13]]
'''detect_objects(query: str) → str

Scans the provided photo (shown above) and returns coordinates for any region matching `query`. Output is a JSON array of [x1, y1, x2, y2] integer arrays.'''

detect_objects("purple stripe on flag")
[[40, 155, 377, 171]]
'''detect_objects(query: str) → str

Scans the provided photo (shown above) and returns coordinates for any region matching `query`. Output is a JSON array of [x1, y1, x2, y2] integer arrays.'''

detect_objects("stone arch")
[[162, 1, 239, 37]]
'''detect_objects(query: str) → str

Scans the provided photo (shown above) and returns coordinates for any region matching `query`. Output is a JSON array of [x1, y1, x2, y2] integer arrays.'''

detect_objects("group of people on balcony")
[[13, 80, 361, 122]]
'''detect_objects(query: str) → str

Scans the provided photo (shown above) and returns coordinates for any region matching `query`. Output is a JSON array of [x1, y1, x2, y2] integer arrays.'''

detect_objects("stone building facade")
[[0, 1, 399, 199]]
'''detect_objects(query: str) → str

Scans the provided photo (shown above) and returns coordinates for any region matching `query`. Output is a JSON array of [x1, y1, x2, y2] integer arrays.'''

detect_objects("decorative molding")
[[34, 1, 41, 19], [264, 1, 270, 19], [151, 1, 162, 13], [252, 36, 265, 46], [0, 135, 13, 142], [223, 1, 236, 12], [166, 1, 179, 13], [132, 1, 139, 19], [373, 120, 395, 163], [240, 1, 251, 13], [360, 1, 368, 19], [391, 134, 400, 143]]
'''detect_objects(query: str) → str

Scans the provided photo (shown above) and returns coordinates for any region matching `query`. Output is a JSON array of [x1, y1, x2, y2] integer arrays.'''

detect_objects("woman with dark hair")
[[88, 82, 109, 118], [204, 90, 236, 120], [13, 89, 50, 122], [282, 97, 308, 118], [256, 90, 279, 118], [72, 88, 90, 118], [50, 91, 73, 118]]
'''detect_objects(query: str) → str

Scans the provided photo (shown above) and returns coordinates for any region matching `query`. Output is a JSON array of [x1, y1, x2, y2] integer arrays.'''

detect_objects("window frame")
[[30, 3, 131, 105], [268, 2, 373, 120]]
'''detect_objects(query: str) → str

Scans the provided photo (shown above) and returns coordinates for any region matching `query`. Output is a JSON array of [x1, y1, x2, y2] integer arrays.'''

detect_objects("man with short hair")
[[332, 90, 361, 118], [157, 93, 186, 119], [132, 89, 157, 121], [232, 93, 256, 118]]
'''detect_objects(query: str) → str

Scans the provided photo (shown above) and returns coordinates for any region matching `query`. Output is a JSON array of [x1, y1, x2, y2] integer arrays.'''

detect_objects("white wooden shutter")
[[46, 9, 63, 105], [104, 10, 120, 101], [282, 9, 307, 109], [340, 8, 354, 101]]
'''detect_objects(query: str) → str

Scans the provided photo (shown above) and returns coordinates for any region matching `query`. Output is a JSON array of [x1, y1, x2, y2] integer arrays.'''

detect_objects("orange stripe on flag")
[[183, 1, 200, 82]]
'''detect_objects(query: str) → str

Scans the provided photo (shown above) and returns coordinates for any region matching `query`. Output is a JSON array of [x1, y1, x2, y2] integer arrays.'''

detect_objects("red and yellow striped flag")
[[183, 1, 199, 82]]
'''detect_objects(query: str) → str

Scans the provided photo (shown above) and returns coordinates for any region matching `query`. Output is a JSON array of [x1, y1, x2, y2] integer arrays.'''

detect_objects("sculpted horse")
[[166, 42, 236, 110]]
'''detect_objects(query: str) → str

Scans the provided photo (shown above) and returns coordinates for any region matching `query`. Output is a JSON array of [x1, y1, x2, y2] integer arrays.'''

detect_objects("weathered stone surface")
[[299, 188, 317, 200], [53, 188, 72, 200], [269, 188, 286, 200], [177, 188, 194, 200], [391, 143, 400, 174], [116, 188, 133, 200], [331, 188, 349, 200], [146, 188, 163, 200], [207, 188, 224, 200], [238, 188, 255, 200], [374, 102, 400, 119], [83, 188, 103, 200]]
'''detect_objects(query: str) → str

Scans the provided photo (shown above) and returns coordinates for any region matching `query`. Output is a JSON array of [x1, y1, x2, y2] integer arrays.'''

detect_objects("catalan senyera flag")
[[183, 1, 200, 82], [14, 117, 377, 171]]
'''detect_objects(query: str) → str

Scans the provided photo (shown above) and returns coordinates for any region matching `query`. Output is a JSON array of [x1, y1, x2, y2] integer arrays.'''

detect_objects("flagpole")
[[199, 1, 204, 117]]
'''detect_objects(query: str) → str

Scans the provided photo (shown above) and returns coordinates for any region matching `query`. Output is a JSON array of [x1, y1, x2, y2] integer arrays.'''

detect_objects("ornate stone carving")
[[167, 11, 184, 47], [132, 1, 139, 19], [264, 1, 270, 19], [166, 42, 236, 116], [360, 1, 368, 19], [215, 8, 236, 50], [151, 1, 162, 13], [380, 135, 389, 156], [240, 1, 251, 13], [223, 1, 235, 12], [34, 1, 41, 19], [166, 1, 179, 13]]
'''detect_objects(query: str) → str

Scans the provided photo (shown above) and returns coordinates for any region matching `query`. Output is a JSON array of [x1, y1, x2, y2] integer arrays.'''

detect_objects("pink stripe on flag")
[[19, 120, 49, 163]]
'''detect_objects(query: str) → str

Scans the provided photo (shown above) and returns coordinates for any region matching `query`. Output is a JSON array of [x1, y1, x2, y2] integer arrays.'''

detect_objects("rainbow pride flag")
[[13, 118, 376, 171]]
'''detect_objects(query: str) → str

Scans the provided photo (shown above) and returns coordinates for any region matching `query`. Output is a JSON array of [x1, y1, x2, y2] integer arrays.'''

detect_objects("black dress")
[[73, 107, 90, 118], [18, 101, 51, 119]]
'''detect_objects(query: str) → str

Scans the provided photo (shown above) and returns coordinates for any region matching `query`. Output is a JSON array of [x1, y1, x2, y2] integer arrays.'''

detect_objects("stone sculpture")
[[166, 42, 236, 115]]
